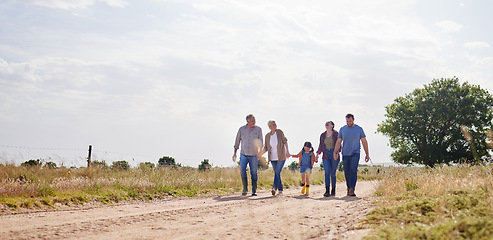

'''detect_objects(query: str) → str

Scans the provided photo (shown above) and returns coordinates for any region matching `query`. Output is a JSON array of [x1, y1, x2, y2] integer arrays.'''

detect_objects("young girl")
[[291, 141, 317, 195]]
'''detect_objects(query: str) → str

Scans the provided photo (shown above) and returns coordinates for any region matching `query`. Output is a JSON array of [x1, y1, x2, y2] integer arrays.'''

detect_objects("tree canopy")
[[198, 159, 211, 171], [377, 77, 493, 167], [158, 156, 180, 167]]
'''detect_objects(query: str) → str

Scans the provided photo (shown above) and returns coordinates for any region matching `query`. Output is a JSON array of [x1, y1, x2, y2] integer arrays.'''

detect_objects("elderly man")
[[233, 114, 263, 196], [334, 113, 370, 197]]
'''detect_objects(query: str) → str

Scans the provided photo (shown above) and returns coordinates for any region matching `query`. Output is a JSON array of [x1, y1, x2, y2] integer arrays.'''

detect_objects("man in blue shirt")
[[334, 113, 370, 197]]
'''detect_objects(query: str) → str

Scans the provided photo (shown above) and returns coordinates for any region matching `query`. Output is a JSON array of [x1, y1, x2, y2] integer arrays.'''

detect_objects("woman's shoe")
[[301, 185, 306, 194], [324, 187, 330, 197], [271, 188, 276, 196]]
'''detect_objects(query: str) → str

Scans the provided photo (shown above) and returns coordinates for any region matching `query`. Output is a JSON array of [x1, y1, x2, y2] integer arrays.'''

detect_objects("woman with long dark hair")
[[316, 121, 340, 197]]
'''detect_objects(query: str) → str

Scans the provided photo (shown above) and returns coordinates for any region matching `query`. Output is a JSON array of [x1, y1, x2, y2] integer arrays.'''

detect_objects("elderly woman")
[[259, 120, 290, 195], [316, 121, 340, 197]]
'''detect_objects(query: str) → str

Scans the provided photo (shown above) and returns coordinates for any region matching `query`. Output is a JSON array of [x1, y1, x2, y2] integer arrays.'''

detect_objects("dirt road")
[[1, 181, 378, 240]]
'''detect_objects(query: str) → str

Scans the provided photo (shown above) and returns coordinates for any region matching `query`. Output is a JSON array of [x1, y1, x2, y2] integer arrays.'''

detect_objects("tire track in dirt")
[[1, 181, 378, 240]]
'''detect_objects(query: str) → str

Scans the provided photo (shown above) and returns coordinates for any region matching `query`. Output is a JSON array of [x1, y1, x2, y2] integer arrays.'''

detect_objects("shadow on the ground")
[[284, 194, 362, 202], [213, 195, 274, 202]]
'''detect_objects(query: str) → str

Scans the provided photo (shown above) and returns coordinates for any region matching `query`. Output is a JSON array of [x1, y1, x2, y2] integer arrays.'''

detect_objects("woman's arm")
[[316, 132, 324, 155]]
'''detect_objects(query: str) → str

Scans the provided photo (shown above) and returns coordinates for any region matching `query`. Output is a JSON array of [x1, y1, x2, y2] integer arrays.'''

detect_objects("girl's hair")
[[302, 141, 314, 153], [325, 121, 335, 131]]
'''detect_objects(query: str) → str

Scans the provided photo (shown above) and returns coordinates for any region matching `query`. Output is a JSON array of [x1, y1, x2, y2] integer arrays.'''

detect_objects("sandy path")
[[0, 181, 378, 240]]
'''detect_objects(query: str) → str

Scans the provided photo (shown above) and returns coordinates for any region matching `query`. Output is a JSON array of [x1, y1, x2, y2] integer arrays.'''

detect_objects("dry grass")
[[0, 162, 382, 210], [0, 164, 244, 209], [362, 164, 493, 239], [0, 161, 382, 209]]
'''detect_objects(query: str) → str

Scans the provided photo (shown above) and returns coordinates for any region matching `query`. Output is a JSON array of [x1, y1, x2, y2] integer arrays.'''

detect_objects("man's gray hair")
[[267, 120, 276, 127], [246, 114, 255, 121]]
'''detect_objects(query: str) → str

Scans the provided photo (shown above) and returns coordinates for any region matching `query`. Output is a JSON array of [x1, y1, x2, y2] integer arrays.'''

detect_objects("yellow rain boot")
[[301, 184, 306, 194], [305, 185, 310, 195]]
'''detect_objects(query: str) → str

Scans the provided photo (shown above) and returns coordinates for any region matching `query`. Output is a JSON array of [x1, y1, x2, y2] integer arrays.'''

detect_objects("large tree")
[[377, 77, 493, 167]]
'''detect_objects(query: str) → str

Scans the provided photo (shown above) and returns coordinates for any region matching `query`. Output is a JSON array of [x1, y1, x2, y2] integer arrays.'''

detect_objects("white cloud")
[[464, 41, 491, 50], [25, 0, 128, 9], [1, 0, 493, 167], [435, 20, 462, 33], [102, 0, 128, 8]]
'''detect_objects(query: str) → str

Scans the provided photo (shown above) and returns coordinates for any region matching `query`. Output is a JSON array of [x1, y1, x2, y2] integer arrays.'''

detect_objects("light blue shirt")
[[338, 124, 366, 156]]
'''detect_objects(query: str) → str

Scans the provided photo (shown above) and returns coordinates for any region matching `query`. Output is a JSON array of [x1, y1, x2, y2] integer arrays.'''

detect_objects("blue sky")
[[1, 0, 492, 167]]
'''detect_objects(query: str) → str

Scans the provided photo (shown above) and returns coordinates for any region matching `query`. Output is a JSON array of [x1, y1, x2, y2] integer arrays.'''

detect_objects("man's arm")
[[233, 148, 238, 162], [361, 137, 370, 162], [233, 129, 241, 161], [333, 138, 342, 160]]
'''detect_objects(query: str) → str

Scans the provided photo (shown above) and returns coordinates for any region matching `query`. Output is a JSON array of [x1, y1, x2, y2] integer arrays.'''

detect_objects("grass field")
[[0, 162, 382, 210], [4, 161, 492, 239], [361, 163, 493, 239]]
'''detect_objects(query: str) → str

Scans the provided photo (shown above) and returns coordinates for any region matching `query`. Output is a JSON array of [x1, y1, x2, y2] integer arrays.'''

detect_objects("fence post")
[[87, 145, 92, 167]]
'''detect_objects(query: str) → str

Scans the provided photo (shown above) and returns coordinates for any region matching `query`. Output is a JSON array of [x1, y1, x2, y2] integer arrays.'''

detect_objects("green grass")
[[361, 164, 493, 240]]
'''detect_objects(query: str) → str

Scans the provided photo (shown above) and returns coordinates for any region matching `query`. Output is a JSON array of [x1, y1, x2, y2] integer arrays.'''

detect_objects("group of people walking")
[[233, 113, 370, 197]]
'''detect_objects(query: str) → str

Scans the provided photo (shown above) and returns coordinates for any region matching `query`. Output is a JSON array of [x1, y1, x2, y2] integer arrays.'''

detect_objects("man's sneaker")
[[252, 193, 257, 196], [277, 191, 283, 195], [271, 189, 276, 196]]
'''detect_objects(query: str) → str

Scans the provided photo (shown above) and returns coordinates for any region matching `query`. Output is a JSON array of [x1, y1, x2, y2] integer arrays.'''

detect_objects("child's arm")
[[291, 151, 301, 159], [310, 152, 316, 167], [291, 151, 302, 166]]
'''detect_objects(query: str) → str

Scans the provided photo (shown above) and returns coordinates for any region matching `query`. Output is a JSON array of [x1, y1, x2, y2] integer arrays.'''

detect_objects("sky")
[[1, 0, 493, 168]]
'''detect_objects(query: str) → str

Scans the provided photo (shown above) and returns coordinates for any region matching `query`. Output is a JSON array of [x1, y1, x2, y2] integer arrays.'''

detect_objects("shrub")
[[198, 159, 211, 171], [287, 161, 299, 171], [158, 156, 181, 167], [91, 160, 108, 169], [44, 161, 57, 169], [21, 159, 42, 167], [139, 162, 155, 169], [111, 160, 130, 170]]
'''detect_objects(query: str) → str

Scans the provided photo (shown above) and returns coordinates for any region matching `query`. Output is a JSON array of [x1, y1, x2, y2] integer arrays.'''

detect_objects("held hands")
[[333, 152, 340, 161]]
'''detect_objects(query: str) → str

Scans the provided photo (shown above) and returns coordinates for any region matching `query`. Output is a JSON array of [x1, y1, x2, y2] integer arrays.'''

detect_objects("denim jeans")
[[270, 160, 285, 191], [239, 154, 258, 180], [343, 153, 360, 189], [323, 149, 340, 189]]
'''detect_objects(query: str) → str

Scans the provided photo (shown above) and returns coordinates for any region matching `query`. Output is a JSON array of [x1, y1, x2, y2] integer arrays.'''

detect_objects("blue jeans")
[[323, 149, 340, 189], [343, 153, 360, 189], [240, 154, 258, 180], [270, 160, 285, 191]]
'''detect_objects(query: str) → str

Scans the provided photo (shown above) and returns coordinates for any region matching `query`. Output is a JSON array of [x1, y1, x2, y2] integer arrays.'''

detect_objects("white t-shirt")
[[269, 131, 279, 161]]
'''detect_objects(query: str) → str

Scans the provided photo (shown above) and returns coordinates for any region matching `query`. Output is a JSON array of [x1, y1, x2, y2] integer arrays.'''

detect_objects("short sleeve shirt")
[[338, 124, 366, 156]]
